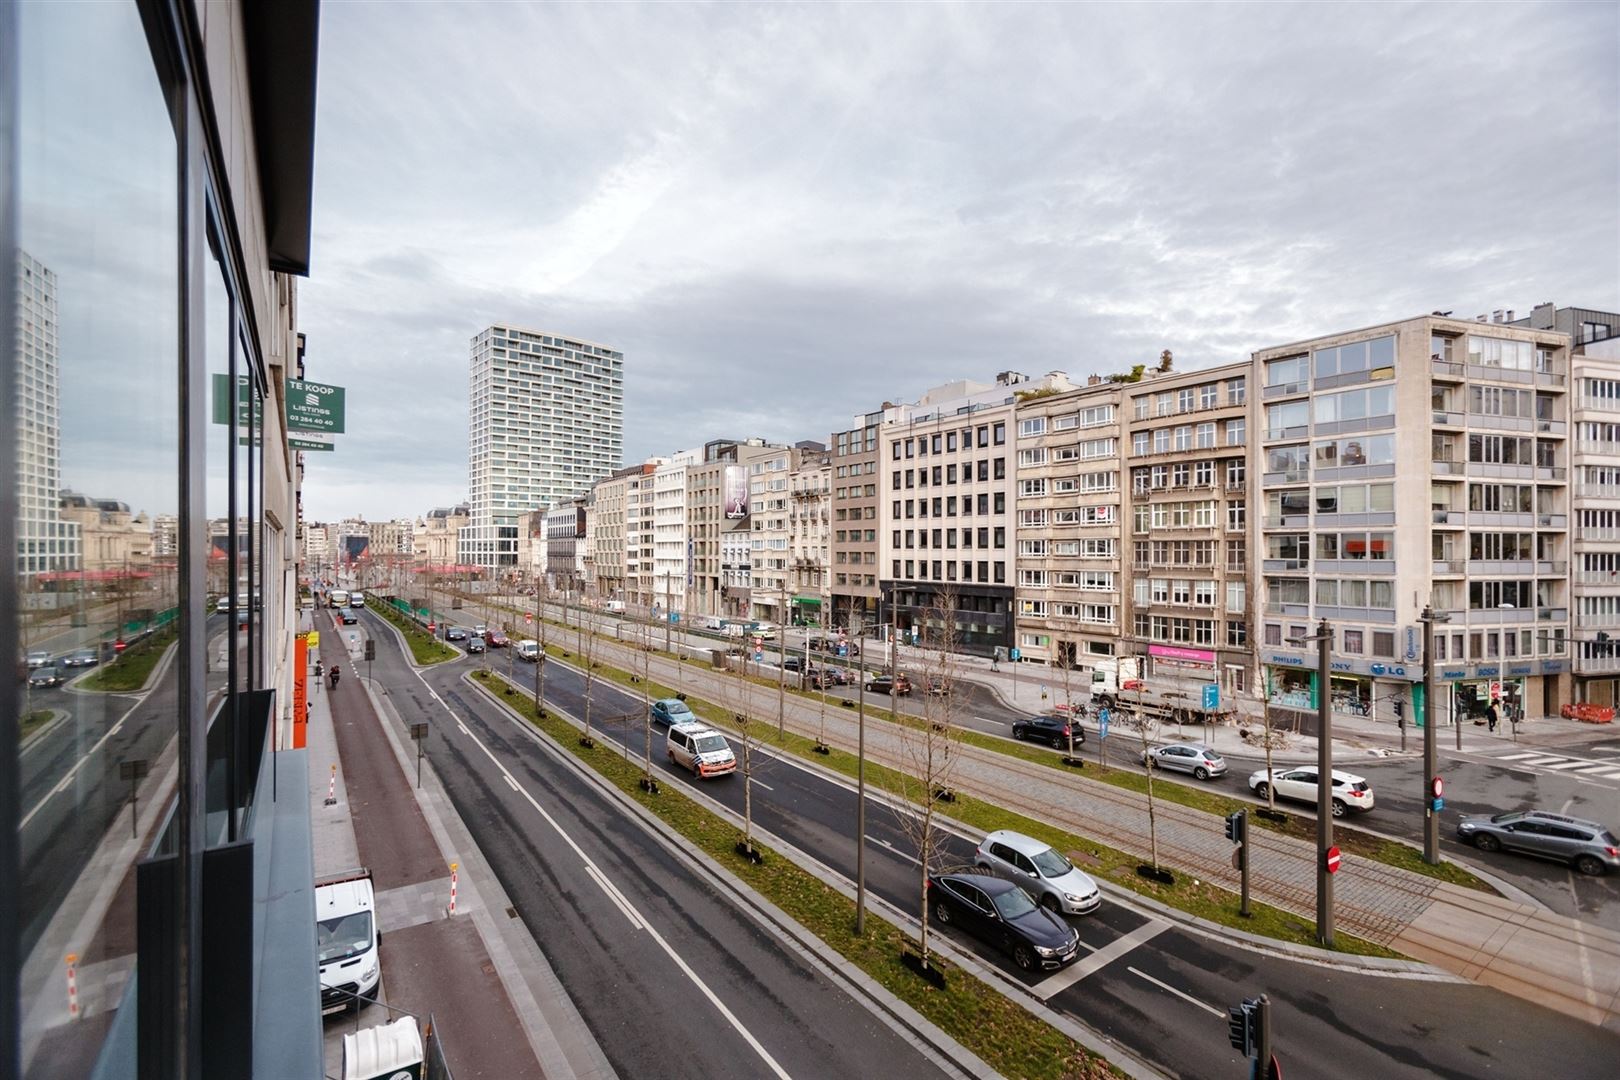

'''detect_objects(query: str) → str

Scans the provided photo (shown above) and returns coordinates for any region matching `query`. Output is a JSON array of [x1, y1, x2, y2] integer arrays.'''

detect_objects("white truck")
[[1087, 656, 1142, 706], [316, 868, 381, 1016]]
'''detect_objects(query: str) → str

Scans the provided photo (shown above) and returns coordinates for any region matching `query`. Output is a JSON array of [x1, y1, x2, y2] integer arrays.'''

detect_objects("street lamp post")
[[1288, 618, 1336, 948], [854, 602, 868, 935], [1420, 605, 1450, 866]]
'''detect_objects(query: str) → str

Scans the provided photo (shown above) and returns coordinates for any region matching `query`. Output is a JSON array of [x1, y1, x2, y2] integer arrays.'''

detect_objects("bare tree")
[[718, 642, 760, 857], [1055, 646, 1083, 764], [638, 604, 657, 791], [579, 595, 601, 747], [888, 587, 963, 974], [1125, 675, 1166, 874]]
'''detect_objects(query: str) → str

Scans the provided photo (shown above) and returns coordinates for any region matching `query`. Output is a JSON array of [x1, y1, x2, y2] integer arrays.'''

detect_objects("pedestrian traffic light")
[[1225, 809, 1246, 846], [1228, 1000, 1255, 1056]]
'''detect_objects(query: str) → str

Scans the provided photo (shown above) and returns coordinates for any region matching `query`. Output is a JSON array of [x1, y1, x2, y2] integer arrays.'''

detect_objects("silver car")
[[1457, 810, 1619, 877], [975, 828, 1102, 915], [1142, 742, 1227, 781]]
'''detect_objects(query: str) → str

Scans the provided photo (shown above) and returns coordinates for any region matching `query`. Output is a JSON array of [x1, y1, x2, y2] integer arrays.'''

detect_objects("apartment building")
[[653, 449, 701, 613], [685, 440, 742, 618], [880, 372, 1071, 653], [544, 497, 588, 591], [829, 414, 882, 629], [1257, 314, 1572, 727], [589, 463, 651, 602], [788, 452, 832, 625], [1562, 310, 1620, 703], [746, 443, 827, 625], [14, 250, 79, 577], [1011, 381, 1126, 669], [1123, 362, 1253, 695]]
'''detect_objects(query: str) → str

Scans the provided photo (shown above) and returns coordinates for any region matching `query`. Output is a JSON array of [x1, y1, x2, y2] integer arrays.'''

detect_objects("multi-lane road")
[[357, 607, 1620, 1079]]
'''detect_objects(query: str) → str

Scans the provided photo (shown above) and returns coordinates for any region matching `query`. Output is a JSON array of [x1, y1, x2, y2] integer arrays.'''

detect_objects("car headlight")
[[1064, 893, 1085, 903], [1034, 944, 1059, 957]]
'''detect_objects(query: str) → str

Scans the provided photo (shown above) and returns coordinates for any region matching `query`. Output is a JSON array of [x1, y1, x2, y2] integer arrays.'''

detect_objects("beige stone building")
[[786, 447, 832, 625], [58, 493, 152, 572], [414, 504, 469, 569], [829, 414, 882, 629]]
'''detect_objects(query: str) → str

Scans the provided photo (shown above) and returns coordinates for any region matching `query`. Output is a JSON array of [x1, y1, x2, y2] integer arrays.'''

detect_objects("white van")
[[515, 639, 540, 661], [666, 722, 737, 779], [316, 868, 381, 1016], [603, 600, 626, 613]]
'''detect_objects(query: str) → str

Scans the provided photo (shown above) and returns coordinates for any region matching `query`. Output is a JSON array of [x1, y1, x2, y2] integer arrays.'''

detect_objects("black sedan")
[[928, 872, 1080, 972], [1011, 714, 1084, 749], [865, 674, 912, 696], [61, 648, 100, 668]]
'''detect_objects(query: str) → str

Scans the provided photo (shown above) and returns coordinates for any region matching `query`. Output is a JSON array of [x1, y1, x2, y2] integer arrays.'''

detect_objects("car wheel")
[[1473, 833, 1501, 853], [1013, 944, 1036, 971], [933, 900, 953, 925], [1331, 799, 1347, 818], [1575, 854, 1607, 877], [1012, 727, 1024, 741], [1050, 736, 1064, 750], [1193, 766, 1210, 781], [1254, 782, 1270, 800], [1040, 893, 1063, 914], [691, 759, 701, 778]]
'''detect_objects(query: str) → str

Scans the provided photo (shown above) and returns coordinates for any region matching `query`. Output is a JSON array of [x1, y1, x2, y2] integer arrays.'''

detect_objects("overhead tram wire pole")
[[855, 606, 868, 935], [1420, 605, 1450, 866], [1288, 618, 1335, 948], [777, 580, 787, 736]]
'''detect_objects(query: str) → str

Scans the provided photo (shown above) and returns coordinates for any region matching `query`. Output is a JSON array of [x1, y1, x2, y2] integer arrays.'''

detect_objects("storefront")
[[1451, 676, 1526, 724], [1329, 673, 1372, 716], [1266, 666, 1317, 709]]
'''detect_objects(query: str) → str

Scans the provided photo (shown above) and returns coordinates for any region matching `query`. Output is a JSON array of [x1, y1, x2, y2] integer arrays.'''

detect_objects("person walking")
[[1487, 700, 1500, 733]]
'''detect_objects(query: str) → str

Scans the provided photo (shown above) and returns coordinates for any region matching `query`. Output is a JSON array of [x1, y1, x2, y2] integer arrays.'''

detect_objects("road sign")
[[1324, 846, 1342, 874], [1490, 681, 1502, 700], [1009, 647, 1021, 661], [1098, 707, 1110, 738], [286, 378, 347, 434], [524, 612, 533, 623], [669, 612, 680, 624], [754, 650, 764, 662], [837, 644, 848, 657], [427, 621, 436, 632], [1202, 683, 1220, 710], [1431, 776, 1444, 799]]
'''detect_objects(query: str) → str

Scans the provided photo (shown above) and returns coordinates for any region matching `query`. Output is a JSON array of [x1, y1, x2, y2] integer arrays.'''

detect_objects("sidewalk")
[[559, 623, 1620, 1031], [307, 627, 546, 1076]]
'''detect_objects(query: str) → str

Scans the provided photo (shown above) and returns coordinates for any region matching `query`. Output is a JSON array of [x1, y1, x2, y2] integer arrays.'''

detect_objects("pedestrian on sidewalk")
[[1488, 700, 1500, 733]]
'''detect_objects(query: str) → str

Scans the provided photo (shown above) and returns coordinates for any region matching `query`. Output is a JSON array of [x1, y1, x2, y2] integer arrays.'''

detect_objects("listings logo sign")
[[286, 378, 347, 434]]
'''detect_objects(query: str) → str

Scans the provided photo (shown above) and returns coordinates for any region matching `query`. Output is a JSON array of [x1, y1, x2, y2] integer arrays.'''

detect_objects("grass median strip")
[[471, 668, 1119, 1080], [80, 626, 177, 693], [525, 644, 1405, 959], [371, 601, 458, 664]]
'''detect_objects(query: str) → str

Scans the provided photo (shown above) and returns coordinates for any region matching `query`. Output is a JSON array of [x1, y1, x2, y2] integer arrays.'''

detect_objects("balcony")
[[1432, 509, 1464, 526], [1433, 410, 1465, 427], [1537, 514, 1569, 528], [1576, 651, 1620, 674], [1431, 458, 1465, 478], [1432, 359, 1465, 382], [1262, 558, 1308, 572], [1433, 559, 1465, 574], [1538, 419, 1568, 436], [1263, 380, 1309, 401]]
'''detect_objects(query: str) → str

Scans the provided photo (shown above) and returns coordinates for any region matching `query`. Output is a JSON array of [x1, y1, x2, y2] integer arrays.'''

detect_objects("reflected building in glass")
[[13, 250, 79, 578]]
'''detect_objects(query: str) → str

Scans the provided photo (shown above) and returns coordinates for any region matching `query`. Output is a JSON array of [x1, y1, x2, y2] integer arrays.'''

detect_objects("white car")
[[975, 829, 1102, 915], [666, 722, 737, 779], [1247, 767, 1374, 817]]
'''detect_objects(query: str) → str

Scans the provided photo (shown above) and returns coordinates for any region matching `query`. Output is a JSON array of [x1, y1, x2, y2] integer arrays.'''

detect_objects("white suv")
[[666, 722, 737, 779], [1247, 767, 1374, 817], [975, 829, 1102, 915]]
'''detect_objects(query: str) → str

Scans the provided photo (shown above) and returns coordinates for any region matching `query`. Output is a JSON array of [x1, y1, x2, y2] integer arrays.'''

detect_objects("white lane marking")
[[457, 720, 470, 736], [1544, 759, 1604, 771], [870, 836, 921, 866], [1127, 966, 1225, 1017], [420, 675, 794, 1080], [1031, 919, 1168, 1000], [584, 864, 646, 931], [21, 700, 141, 830], [751, 779, 775, 792], [1493, 752, 1547, 761]]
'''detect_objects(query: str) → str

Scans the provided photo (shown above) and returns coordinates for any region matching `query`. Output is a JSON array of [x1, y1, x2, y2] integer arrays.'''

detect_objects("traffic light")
[[364, 639, 376, 661], [1228, 999, 1255, 1056], [1225, 809, 1246, 846], [1393, 699, 1404, 718]]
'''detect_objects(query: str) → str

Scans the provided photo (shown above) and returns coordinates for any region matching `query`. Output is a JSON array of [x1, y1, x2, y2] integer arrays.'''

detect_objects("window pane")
[[16, 2, 180, 1068]]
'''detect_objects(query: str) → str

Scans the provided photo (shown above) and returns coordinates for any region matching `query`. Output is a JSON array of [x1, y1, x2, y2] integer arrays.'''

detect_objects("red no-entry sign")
[[1325, 846, 1342, 875]]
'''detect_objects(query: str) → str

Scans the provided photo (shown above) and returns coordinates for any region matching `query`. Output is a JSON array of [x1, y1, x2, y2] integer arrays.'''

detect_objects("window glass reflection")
[[15, 2, 178, 1073]]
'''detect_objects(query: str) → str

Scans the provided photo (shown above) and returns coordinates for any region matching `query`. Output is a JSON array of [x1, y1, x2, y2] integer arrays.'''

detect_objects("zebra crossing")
[[1483, 748, 1620, 780]]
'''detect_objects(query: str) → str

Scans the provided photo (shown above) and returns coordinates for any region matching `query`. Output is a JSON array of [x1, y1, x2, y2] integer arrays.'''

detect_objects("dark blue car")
[[927, 872, 1080, 971]]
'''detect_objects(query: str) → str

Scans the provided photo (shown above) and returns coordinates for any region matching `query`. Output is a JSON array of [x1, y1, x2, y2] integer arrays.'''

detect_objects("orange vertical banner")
[[292, 633, 309, 749]]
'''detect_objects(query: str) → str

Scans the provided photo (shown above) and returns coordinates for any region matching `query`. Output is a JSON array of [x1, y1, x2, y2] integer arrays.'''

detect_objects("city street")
[[363, 607, 1620, 1079]]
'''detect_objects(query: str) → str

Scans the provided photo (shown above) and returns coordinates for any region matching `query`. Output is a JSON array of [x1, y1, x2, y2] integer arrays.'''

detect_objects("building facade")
[[544, 498, 588, 592], [1256, 314, 1572, 728], [1122, 362, 1252, 696], [787, 450, 832, 625], [1563, 314, 1620, 703], [829, 414, 881, 629], [13, 250, 79, 578], [460, 324, 624, 568], [653, 450, 701, 614]]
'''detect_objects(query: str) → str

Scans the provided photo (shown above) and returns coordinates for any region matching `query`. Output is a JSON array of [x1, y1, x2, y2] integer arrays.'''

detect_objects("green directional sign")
[[211, 373, 253, 427], [287, 378, 346, 434]]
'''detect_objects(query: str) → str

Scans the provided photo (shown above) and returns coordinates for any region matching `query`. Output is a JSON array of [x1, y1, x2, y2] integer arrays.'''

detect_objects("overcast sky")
[[298, 1, 1619, 522]]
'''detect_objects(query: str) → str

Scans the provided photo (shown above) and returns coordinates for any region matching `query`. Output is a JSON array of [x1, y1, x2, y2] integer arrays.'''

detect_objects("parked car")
[[28, 666, 64, 689], [865, 673, 912, 696], [651, 697, 695, 727], [484, 629, 508, 648], [975, 829, 1102, 915], [823, 667, 852, 686], [1142, 743, 1227, 781], [445, 626, 469, 642], [925, 676, 951, 697], [782, 656, 807, 673], [25, 650, 51, 669], [666, 722, 737, 779], [927, 872, 1081, 971], [1011, 714, 1084, 749], [61, 648, 100, 668], [1457, 810, 1619, 877], [465, 636, 485, 654], [1248, 767, 1374, 817]]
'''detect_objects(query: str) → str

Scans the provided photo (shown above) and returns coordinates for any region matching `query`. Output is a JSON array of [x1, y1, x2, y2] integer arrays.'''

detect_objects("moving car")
[[24, 650, 51, 669], [28, 666, 65, 689], [865, 673, 912, 696], [465, 636, 485, 654], [925, 676, 950, 697], [515, 640, 540, 661], [1011, 714, 1084, 749], [782, 656, 807, 673], [975, 829, 1102, 915], [1248, 767, 1374, 817], [1457, 810, 1619, 877], [650, 697, 695, 727], [473, 624, 487, 636], [316, 868, 380, 1015], [1142, 742, 1227, 781], [445, 626, 469, 642], [61, 648, 100, 668], [340, 610, 358, 625], [484, 629, 508, 648], [927, 871, 1081, 971], [666, 722, 737, 779]]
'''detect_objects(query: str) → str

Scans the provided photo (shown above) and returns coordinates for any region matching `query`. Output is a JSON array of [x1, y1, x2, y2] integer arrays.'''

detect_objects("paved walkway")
[[537, 618, 1620, 1031]]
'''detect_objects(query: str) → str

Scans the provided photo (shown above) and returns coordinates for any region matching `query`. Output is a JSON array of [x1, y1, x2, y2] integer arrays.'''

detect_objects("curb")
[[460, 673, 1105, 1080]]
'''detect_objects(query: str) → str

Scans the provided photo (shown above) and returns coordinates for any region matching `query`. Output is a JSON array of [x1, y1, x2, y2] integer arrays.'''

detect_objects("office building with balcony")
[[1010, 380, 1126, 669], [1122, 362, 1252, 695], [786, 447, 832, 626], [1257, 314, 1572, 728], [1559, 309, 1620, 702], [879, 372, 1071, 653], [685, 439, 745, 618], [653, 450, 701, 613], [4, 1, 322, 1074], [459, 324, 624, 568], [829, 414, 882, 629]]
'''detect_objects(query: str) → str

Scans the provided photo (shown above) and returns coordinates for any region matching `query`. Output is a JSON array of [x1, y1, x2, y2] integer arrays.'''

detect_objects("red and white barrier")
[[66, 953, 79, 1021], [324, 764, 337, 806], [447, 862, 459, 917]]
